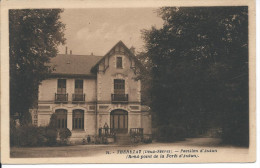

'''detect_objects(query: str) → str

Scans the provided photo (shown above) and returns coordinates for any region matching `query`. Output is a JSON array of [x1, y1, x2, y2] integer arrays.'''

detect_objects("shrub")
[[37, 126, 47, 146], [143, 136, 152, 144], [13, 125, 39, 147], [20, 112, 32, 126], [49, 113, 57, 128], [10, 121, 60, 147], [10, 119, 19, 146], [156, 125, 186, 142], [59, 128, 72, 144], [45, 126, 58, 146]]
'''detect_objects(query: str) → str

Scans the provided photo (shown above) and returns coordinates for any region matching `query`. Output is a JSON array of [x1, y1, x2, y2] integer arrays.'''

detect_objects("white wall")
[[97, 53, 141, 102], [38, 78, 96, 102]]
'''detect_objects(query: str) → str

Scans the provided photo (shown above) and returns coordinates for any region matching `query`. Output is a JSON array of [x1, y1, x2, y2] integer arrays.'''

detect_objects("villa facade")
[[35, 41, 151, 142]]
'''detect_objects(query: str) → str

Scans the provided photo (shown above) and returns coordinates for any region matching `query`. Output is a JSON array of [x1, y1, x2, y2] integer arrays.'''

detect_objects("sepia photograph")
[[0, 0, 256, 165]]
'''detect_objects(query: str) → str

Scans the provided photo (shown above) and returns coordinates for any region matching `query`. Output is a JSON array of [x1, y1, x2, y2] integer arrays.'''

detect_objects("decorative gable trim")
[[91, 40, 145, 73]]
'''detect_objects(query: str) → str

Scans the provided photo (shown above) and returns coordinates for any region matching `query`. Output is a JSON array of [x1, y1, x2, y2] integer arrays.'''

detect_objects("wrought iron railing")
[[111, 94, 128, 103], [99, 128, 116, 137], [72, 93, 85, 103], [130, 128, 144, 137], [55, 93, 68, 103]]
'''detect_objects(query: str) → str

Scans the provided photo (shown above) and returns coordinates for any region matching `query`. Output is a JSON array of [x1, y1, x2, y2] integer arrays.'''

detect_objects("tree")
[[9, 9, 66, 125], [142, 7, 248, 146]]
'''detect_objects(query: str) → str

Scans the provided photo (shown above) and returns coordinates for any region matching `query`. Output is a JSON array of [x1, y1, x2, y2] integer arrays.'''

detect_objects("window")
[[114, 79, 125, 94], [75, 80, 83, 94], [56, 79, 67, 102], [55, 109, 67, 129], [74, 80, 84, 101], [73, 110, 84, 130], [116, 57, 123, 68], [57, 79, 66, 94]]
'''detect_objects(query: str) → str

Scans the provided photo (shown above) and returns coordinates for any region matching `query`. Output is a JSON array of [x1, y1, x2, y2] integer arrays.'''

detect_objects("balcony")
[[111, 94, 128, 103], [72, 94, 85, 103], [55, 93, 68, 103]]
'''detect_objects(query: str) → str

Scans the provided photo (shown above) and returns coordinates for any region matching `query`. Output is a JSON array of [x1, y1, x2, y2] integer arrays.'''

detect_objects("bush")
[[143, 136, 152, 144], [59, 128, 72, 144], [156, 125, 186, 142], [37, 126, 48, 146], [10, 122, 59, 147], [49, 113, 57, 128], [45, 126, 58, 146], [10, 119, 19, 146], [11, 125, 39, 147]]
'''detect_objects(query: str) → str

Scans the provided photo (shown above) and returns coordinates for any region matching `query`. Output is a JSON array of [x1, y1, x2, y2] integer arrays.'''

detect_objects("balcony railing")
[[72, 94, 85, 103], [55, 93, 68, 103], [111, 94, 128, 103]]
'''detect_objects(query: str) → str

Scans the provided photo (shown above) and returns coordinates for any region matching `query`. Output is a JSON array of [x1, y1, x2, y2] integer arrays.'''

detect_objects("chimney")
[[65, 46, 68, 54], [70, 50, 72, 55], [130, 46, 135, 55], [91, 52, 93, 56]]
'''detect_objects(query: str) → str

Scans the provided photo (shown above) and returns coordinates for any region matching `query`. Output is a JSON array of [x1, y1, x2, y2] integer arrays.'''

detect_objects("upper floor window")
[[73, 80, 84, 102], [57, 79, 66, 94], [114, 79, 125, 94], [75, 80, 83, 94], [116, 57, 123, 68]]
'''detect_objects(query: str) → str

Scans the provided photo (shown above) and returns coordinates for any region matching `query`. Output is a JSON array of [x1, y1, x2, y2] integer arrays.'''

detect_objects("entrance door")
[[110, 110, 128, 134]]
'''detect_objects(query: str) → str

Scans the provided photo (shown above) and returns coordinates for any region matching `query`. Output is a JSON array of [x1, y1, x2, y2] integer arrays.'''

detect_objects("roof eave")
[[48, 73, 97, 79]]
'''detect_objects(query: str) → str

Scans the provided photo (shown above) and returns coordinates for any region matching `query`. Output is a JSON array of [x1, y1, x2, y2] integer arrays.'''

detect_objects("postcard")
[[0, 0, 256, 164]]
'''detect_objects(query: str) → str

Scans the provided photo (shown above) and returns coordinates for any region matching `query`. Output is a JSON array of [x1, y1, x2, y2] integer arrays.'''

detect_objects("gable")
[[91, 41, 144, 73]]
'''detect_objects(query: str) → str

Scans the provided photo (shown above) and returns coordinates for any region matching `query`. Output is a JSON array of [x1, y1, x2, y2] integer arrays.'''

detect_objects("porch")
[[98, 128, 144, 144]]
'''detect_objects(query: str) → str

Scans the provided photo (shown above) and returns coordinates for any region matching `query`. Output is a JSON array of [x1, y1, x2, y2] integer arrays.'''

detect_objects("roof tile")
[[48, 54, 103, 76]]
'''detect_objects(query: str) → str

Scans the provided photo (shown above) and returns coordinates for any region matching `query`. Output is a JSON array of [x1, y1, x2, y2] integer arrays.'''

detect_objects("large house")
[[36, 41, 151, 143]]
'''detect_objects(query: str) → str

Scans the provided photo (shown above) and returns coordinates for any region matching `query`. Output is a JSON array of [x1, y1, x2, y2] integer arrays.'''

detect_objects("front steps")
[[116, 134, 132, 145]]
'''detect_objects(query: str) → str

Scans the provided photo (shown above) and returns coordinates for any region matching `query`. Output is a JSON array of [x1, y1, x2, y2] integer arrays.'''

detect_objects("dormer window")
[[116, 57, 123, 68]]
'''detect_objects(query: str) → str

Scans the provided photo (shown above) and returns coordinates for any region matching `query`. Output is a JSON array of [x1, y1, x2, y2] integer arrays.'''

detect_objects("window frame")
[[114, 79, 125, 95], [72, 109, 84, 130], [55, 109, 67, 129], [75, 79, 83, 95], [116, 57, 123, 69], [57, 79, 66, 94]]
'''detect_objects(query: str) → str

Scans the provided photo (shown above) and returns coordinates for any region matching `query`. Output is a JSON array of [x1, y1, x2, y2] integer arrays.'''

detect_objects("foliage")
[[49, 113, 58, 128], [156, 125, 186, 142], [9, 9, 66, 125], [59, 128, 72, 144], [143, 137, 152, 144], [45, 126, 58, 145], [10, 119, 19, 146], [19, 111, 32, 126], [142, 7, 248, 146], [10, 123, 58, 147], [10, 125, 39, 147]]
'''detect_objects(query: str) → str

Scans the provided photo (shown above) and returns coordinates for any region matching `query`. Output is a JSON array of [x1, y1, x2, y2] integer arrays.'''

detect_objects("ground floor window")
[[55, 109, 67, 129], [73, 109, 84, 130]]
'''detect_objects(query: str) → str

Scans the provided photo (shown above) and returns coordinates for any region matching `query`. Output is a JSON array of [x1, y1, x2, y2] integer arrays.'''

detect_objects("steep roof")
[[48, 41, 144, 78], [48, 54, 103, 77], [91, 40, 145, 72]]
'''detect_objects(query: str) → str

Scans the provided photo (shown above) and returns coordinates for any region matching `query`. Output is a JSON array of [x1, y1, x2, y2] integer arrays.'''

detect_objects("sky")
[[58, 8, 164, 56]]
